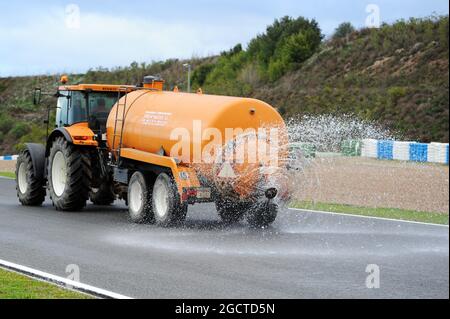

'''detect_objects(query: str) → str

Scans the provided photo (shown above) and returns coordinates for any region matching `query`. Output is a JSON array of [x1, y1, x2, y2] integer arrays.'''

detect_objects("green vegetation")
[[255, 15, 449, 143], [0, 172, 15, 178], [0, 268, 92, 299], [333, 22, 356, 40], [190, 16, 323, 94], [292, 201, 449, 225], [0, 15, 448, 153]]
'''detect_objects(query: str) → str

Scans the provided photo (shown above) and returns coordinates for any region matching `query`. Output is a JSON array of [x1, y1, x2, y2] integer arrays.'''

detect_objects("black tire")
[[246, 201, 278, 228], [215, 197, 249, 224], [152, 173, 187, 227], [15, 150, 46, 206], [48, 137, 92, 211], [90, 183, 115, 205], [127, 171, 154, 223]]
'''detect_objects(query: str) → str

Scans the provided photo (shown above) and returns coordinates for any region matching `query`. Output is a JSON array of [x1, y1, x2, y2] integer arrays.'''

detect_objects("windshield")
[[88, 92, 118, 116]]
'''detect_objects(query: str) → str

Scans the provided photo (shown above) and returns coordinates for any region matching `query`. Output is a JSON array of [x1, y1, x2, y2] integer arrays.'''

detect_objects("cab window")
[[69, 91, 88, 124], [56, 91, 69, 127]]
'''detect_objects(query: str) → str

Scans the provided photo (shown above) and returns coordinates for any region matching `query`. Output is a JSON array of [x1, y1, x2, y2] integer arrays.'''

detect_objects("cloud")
[[0, 6, 266, 76], [1, 0, 448, 76]]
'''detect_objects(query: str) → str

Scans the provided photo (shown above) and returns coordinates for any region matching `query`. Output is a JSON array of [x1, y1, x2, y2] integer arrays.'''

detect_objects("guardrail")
[[361, 139, 449, 164], [0, 155, 18, 161]]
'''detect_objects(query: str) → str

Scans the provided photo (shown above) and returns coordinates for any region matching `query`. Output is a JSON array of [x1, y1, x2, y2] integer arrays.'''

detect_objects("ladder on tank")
[[111, 87, 129, 165]]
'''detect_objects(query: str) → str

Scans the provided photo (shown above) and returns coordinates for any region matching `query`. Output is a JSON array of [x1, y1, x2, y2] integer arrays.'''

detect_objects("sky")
[[0, 0, 448, 77]]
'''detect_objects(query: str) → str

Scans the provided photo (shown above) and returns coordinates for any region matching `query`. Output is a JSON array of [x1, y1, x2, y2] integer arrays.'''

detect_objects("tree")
[[247, 16, 323, 81], [333, 22, 355, 40]]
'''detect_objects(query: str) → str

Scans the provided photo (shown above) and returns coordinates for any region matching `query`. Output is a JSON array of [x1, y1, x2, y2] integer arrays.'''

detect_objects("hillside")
[[0, 15, 448, 154], [253, 17, 449, 143]]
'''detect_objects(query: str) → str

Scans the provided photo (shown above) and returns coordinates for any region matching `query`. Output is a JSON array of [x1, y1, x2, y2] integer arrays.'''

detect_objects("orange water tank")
[[106, 90, 287, 198]]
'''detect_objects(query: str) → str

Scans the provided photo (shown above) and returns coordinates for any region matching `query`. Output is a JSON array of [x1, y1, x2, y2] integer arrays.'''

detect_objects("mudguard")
[[45, 125, 98, 156], [45, 128, 73, 156], [24, 143, 46, 181]]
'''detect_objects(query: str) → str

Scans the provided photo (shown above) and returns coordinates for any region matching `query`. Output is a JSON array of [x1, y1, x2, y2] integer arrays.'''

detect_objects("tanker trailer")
[[106, 77, 289, 227], [15, 75, 288, 228]]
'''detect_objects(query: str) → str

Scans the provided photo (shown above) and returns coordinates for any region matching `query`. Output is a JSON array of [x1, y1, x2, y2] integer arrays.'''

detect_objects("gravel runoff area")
[[293, 157, 449, 214], [0, 160, 15, 172], [2, 157, 449, 213]]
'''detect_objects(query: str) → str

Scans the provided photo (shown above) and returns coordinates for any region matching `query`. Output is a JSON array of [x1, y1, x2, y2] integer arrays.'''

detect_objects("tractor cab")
[[56, 84, 135, 133]]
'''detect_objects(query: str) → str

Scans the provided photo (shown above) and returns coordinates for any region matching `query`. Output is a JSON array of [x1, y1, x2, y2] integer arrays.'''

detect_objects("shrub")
[[192, 64, 214, 87], [0, 115, 14, 134], [387, 87, 408, 104], [9, 122, 31, 139], [438, 15, 449, 48]]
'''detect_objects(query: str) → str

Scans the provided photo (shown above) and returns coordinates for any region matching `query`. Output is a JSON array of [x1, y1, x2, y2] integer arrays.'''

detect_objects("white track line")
[[288, 207, 449, 227], [0, 259, 132, 299]]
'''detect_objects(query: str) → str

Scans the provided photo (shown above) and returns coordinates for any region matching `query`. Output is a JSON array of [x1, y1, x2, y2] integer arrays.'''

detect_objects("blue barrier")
[[0, 155, 17, 161], [409, 143, 428, 162], [377, 140, 394, 160]]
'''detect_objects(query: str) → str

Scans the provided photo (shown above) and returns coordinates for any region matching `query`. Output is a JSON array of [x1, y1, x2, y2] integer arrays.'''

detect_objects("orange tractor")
[[16, 76, 288, 227]]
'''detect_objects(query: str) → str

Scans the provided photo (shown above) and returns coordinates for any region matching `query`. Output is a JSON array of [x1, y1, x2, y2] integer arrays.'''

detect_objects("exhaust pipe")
[[265, 187, 278, 199]]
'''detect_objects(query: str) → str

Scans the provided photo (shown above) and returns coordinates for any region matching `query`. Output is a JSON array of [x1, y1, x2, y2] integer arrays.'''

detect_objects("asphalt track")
[[0, 177, 448, 298]]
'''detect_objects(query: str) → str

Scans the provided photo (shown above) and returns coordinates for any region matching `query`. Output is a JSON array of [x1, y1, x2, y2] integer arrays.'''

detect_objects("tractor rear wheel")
[[48, 137, 92, 211], [15, 150, 46, 206], [90, 183, 115, 205], [152, 172, 187, 227]]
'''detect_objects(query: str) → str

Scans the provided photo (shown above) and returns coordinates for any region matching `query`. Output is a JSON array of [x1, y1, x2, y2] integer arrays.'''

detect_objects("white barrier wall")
[[428, 143, 449, 164], [361, 139, 378, 158], [393, 141, 411, 161], [361, 140, 449, 164]]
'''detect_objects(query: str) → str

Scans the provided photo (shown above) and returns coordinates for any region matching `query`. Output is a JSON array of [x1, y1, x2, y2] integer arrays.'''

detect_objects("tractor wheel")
[[90, 183, 115, 205], [246, 201, 278, 228], [152, 172, 187, 227], [15, 150, 46, 206], [48, 137, 91, 211], [127, 171, 154, 223], [215, 197, 249, 224]]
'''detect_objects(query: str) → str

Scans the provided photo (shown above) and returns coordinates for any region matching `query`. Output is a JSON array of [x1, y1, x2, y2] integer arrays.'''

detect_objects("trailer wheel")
[[48, 137, 91, 211], [246, 201, 278, 228], [15, 150, 46, 206], [90, 183, 115, 205], [215, 197, 248, 224], [152, 173, 187, 227], [128, 171, 154, 223]]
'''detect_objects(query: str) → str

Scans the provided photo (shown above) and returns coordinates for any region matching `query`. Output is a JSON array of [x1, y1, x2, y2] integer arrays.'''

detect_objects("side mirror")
[[33, 88, 42, 105]]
